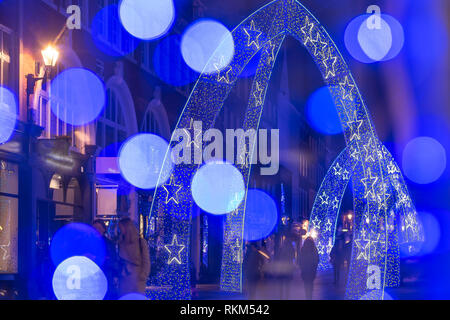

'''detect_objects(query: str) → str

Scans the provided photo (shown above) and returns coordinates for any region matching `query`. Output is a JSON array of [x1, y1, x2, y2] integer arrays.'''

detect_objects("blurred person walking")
[[93, 219, 119, 299], [299, 237, 319, 300], [274, 234, 295, 299], [243, 242, 264, 300], [117, 218, 151, 297], [329, 236, 344, 286]]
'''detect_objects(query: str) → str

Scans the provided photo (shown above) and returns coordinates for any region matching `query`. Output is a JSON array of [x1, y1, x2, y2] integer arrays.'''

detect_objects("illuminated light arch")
[[308, 143, 423, 288], [148, 0, 421, 300]]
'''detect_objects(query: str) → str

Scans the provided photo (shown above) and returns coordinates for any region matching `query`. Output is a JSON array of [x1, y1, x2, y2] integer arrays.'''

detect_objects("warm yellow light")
[[348, 214, 353, 220], [310, 229, 318, 239], [41, 45, 59, 67]]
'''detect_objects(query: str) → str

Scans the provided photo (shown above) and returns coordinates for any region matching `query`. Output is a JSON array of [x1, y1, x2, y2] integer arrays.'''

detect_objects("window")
[[142, 108, 161, 134], [37, 63, 78, 148], [0, 26, 12, 88], [96, 88, 127, 154], [0, 160, 19, 273]]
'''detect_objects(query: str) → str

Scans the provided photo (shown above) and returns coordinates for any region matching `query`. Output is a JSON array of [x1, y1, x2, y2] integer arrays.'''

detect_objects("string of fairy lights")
[[147, 0, 423, 300]]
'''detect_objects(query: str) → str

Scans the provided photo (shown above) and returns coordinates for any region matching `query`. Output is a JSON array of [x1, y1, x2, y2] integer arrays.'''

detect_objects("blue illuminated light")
[[402, 136, 446, 184], [243, 189, 278, 241], [153, 35, 199, 86], [50, 223, 106, 267], [119, 293, 147, 300], [52, 256, 108, 300], [357, 16, 392, 61], [50, 68, 105, 126], [417, 212, 440, 256], [306, 86, 342, 135], [118, 133, 173, 189], [191, 161, 245, 215], [119, 0, 175, 40], [345, 14, 404, 63], [91, 5, 140, 57], [0, 87, 17, 144], [181, 19, 235, 73]]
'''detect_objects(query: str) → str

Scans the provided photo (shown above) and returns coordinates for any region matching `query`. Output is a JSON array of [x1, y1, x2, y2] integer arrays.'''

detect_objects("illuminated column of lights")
[[148, 0, 421, 300], [221, 34, 286, 292]]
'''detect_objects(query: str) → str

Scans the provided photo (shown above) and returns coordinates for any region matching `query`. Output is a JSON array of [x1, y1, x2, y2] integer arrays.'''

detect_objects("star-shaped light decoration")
[[300, 16, 315, 45], [312, 34, 328, 58], [183, 118, 202, 149], [319, 191, 329, 206], [346, 111, 363, 142], [253, 82, 264, 106], [213, 55, 233, 84], [311, 216, 322, 230], [322, 47, 337, 79], [361, 168, 378, 200], [243, 20, 262, 49], [342, 168, 350, 180], [265, 40, 276, 65], [326, 238, 333, 254], [339, 76, 355, 101], [354, 236, 370, 261], [317, 242, 325, 255], [164, 235, 185, 265], [387, 161, 399, 175], [333, 162, 343, 176], [331, 197, 339, 210], [363, 138, 377, 163], [324, 219, 333, 232], [162, 176, 182, 204], [377, 192, 391, 212]]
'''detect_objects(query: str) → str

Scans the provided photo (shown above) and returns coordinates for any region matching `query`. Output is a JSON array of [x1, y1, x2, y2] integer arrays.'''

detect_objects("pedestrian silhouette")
[[300, 237, 319, 300], [330, 236, 345, 286], [243, 242, 264, 300]]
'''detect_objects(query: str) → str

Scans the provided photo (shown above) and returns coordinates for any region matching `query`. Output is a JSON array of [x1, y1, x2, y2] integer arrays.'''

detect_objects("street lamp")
[[41, 45, 60, 68], [26, 44, 60, 122]]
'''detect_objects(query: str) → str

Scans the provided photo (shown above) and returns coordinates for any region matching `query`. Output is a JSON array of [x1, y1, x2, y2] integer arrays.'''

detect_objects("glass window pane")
[[0, 161, 18, 195], [0, 196, 18, 273]]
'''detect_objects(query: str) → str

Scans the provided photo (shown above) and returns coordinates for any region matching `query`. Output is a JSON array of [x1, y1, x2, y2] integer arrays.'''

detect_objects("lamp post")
[[26, 44, 60, 123]]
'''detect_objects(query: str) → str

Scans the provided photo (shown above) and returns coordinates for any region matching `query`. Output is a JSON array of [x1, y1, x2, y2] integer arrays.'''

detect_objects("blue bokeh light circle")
[[345, 14, 404, 63], [402, 136, 446, 184], [181, 19, 235, 74], [119, 0, 175, 40], [119, 293, 147, 300], [153, 35, 199, 86], [52, 256, 108, 300], [306, 86, 342, 135], [118, 133, 173, 189], [417, 212, 440, 256], [191, 161, 245, 215], [91, 5, 140, 57], [357, 16, 392, 61], [50, 223, 106, 267], [50, 68, 106, 126], [243, 189, 278, 241], [0, 87, 17, 144]]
